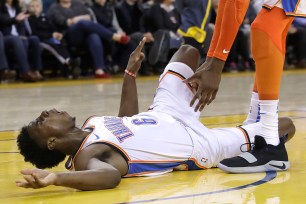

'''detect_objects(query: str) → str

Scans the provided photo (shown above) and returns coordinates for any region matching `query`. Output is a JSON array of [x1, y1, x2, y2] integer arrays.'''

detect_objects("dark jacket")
[[145, 3, 181, 33], [176, 0, 212, 42], [115, 1, 144, 35], [47, 1, 90, 32], [91, 3, 115, 32], [28, 13, 56, 40], [0, 3, 27, 36]]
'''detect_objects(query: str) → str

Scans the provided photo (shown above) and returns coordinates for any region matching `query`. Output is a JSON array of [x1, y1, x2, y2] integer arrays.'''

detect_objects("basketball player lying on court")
[[16, 38, 295, 191]]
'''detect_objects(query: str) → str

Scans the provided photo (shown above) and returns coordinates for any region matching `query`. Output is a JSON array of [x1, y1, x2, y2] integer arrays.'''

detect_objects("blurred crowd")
[[0, 0, 305, 83]]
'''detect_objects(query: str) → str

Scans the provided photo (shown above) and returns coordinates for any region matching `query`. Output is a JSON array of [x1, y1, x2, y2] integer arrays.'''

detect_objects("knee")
[[279, 117, 296, 142], [179, 44, 200, 58], [170, 44, 200, 71], [286, 118, 296, 142], [77, 20, 92, 29]]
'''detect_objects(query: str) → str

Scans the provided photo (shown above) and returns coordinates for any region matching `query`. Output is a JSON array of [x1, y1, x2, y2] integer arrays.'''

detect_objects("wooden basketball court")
[[1, 70, 306, 203]]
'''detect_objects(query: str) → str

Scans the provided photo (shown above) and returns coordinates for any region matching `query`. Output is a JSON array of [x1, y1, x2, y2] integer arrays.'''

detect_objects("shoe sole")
[[148, 31, 169, 65], [217, 160, 290, 173]]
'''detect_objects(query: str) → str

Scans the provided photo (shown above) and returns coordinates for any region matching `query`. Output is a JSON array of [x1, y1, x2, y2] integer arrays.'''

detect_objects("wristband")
[[125, 69, 136, 78]]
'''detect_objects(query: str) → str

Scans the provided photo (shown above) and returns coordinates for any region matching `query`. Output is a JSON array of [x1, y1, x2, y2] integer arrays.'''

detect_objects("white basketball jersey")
[[65, 112, 206, 177]]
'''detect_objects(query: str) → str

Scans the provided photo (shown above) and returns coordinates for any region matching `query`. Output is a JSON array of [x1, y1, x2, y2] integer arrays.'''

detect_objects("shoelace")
[[240, 142, 255, 152]]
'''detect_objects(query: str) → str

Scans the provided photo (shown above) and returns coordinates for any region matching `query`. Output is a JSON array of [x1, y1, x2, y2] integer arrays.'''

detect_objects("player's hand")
[[184, 57, 225, 112], [16, 169, 57, 189], [125, 37, 146, 75]]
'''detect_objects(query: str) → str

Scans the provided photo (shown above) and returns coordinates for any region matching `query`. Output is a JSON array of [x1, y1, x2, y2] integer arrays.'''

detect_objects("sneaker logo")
[[269, 163, 286, 170], [223, 49, 230, 54]]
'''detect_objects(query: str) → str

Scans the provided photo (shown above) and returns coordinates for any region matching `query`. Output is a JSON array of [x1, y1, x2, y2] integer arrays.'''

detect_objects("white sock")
[[243, 92, 260, 125], [259, 100, 279, 146]]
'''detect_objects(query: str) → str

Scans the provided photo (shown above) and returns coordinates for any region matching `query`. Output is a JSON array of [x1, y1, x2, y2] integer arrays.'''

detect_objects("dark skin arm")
[[184, 57, 225, 112], [118, 37, 146, 117], [16, 159, 121, 191], [185, 0, 250, 112], [15, 144, 126, 191]]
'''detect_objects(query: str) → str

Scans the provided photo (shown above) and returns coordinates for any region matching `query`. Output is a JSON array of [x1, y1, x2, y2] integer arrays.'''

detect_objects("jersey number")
[[132, 118, 157, 125]]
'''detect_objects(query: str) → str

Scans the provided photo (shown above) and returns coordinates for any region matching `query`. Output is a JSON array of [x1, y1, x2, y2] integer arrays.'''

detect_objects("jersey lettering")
[[104, 117, 133, 142], [132, 118, 158, 125]]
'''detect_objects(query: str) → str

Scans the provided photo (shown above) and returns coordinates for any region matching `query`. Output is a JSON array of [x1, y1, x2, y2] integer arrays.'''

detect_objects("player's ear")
[[47, 137, 57, 150]]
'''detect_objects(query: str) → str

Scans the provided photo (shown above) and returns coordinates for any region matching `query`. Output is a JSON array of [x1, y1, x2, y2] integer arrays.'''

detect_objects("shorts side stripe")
[[236, 126, 251, 151], [159, 70, 193, 92]]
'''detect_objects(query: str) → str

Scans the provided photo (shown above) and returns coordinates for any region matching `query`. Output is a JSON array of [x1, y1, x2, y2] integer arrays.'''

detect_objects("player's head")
[[17, 109, 76, 169]]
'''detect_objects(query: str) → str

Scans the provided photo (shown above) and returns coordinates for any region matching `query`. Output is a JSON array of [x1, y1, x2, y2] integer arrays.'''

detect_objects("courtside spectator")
[[0, 31, 16, 80], [47, 0, 129, 78], [28, 0, 81, 78], [91, 0, 135, 73], [0, 0, 43, 82]]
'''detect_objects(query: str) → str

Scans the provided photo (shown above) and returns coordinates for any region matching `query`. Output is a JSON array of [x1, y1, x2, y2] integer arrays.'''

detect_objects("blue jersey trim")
[[282, 0, 298, 13], [128, 160, 203, 175]]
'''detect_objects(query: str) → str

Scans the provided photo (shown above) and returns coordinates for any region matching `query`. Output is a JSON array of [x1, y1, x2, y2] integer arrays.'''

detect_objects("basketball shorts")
[[149, 62, 262, 168], [263, 0, 306, 17]]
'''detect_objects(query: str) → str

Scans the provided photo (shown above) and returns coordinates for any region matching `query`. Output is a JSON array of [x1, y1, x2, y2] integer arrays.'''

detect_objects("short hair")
[[17, 126, 66, 169]]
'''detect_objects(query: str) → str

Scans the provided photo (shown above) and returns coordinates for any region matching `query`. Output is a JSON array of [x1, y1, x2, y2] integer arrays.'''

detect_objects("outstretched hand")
[[184, 57, 225, 112], [125, 37, 146, 75], [16, 169, 57, 189]]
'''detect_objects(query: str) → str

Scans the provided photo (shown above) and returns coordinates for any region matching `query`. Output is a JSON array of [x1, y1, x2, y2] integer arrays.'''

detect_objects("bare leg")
[[169, 45, 200, 72]]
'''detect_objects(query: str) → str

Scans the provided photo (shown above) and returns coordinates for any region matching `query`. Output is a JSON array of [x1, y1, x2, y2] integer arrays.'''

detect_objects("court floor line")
[[204, 116, 306, 127], [0, 139, 16, 141], [201, 109, 306, 119], [0, 111, 304, 133], [122, 171, 277, 204], [0, 152, 18, 154], [1, 69, 305, 90], [0, 130, 16, 132]]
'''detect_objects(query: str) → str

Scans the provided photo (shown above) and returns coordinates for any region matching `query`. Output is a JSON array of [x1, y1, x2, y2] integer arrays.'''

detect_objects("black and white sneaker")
[[217, 136, 290, 173]]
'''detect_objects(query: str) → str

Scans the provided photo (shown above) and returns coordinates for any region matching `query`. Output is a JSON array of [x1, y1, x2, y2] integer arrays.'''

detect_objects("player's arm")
[[118, 38, 146, 117], [185, 0, 250, 111], [16, 158, 121, 191]]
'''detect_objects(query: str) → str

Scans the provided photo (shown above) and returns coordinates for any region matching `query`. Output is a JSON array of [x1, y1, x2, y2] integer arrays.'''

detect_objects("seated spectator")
[[143, 0, 182, 70], [115, 0, 144, 36], [0, 0, 42, 82], [91, 0, 135, 73], [47, 0, 129, 78], [0, 31, 16, 80], [28, 0, 80, 78], [176, 0, 213, 59], [115, 0, 169, 75]]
